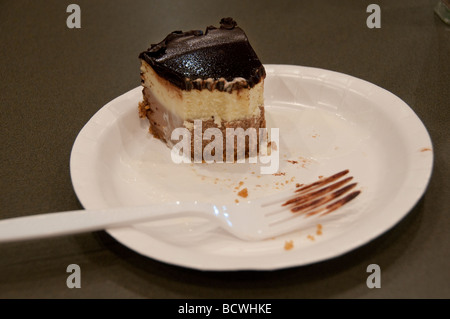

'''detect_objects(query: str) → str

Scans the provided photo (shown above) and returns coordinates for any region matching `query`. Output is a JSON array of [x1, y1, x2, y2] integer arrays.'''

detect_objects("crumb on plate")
[[284, 240, 294, 251], [237, 188, 248, 198]]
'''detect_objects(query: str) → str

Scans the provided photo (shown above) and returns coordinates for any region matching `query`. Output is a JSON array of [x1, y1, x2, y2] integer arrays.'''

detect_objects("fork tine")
[[260, 190, 299, 208], [256, 170, 362, 240], [263, 184, 360, 225], [297, 190, 361, 218], [290, 183, 357, 213], [295, 170, 349, 194], [261, 169, 352, 208], [284, 177, 354, 207], [266, 189, 361, 231], [318, 190, 361, 216]]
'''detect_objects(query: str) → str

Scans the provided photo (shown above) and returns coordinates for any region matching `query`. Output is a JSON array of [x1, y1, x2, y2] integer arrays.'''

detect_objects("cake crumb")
[[237, 188, 248, 198], [235, 199, 239, 203], [316, 224, 323, 236], [287, 160, 298, 164], [234, 181, 244, 190], [298, 156, 314, 165], [296, 183, 304, 188], [273, 172, 286, 176], [307, 235, 315, 241], [420, 147, 432, 152], [318, 175, 323, 179], [284, 240, 294, 251]]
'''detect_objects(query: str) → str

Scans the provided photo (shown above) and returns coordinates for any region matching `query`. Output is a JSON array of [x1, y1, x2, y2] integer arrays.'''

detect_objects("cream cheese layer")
[[140, 61, 263, 124]]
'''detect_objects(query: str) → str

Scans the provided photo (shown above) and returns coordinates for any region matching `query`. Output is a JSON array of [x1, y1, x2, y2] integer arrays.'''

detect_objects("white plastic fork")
[[0, 170, 361, 243], [0, 198, 304, 243]]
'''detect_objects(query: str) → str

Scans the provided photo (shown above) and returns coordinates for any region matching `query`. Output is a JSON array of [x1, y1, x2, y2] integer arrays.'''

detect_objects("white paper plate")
[[70, 65, 433, 271]]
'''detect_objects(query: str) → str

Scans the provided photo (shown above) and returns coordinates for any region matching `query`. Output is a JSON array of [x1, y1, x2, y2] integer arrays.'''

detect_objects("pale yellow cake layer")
[[140, 61, 264, 124]]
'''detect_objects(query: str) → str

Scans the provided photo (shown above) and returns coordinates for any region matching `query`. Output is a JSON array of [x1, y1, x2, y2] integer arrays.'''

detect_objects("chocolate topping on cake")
[[139, 18, 265, 92]]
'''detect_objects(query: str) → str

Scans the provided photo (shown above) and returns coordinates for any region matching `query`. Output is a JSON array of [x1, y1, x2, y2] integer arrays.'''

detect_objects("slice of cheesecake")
[[138, 17, 266, 162]]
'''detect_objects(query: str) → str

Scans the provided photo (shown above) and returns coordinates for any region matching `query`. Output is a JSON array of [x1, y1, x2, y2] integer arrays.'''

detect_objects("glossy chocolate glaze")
[[139, 18, 265, 91]]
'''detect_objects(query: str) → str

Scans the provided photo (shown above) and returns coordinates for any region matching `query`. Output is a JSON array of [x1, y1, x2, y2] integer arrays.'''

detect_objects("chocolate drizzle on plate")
[[282, 170, 361, 217]]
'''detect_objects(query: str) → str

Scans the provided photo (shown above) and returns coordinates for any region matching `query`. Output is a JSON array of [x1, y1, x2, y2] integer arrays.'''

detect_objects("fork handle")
[[0, 202, 209, 243]]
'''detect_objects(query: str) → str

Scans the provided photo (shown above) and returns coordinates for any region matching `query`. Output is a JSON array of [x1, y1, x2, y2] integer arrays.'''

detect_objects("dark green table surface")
[[1, 0, 449, 298]]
